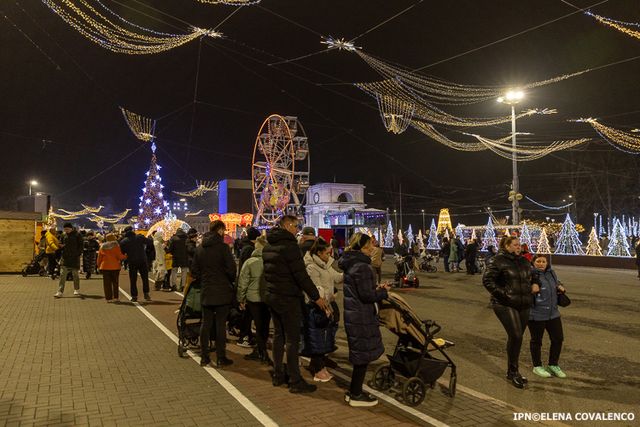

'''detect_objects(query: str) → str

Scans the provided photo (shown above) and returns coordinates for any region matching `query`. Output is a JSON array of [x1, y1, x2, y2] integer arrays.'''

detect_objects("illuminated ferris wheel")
[[252, 114, 310, 227]]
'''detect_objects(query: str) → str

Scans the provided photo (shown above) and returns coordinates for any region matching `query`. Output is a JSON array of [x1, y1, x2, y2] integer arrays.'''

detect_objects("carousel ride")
[[252, 114, 310, 227]]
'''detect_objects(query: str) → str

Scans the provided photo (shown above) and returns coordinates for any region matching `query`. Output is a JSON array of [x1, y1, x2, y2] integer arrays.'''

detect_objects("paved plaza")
[[1, 260, 638, 426]]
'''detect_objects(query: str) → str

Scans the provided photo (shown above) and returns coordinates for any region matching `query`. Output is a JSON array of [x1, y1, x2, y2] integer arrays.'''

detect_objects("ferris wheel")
[[252, 114, 310, 227]]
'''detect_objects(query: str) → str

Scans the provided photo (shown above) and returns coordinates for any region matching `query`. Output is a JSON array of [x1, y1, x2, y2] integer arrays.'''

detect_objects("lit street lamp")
[[28, 180, 38, 196], [497, 90, 525, 225], [421, 209, 425, 233]]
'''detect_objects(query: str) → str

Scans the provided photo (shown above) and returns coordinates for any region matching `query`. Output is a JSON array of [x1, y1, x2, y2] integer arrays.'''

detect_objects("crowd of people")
[[38, 217, 391, 407]]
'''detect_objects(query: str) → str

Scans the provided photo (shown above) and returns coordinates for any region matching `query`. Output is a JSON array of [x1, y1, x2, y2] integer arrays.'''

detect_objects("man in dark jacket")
[[186, 228, 198, 268], [191, 220, 237, 368], [119, 226, 151, 302], [167, 228, 189, 291], [464, 238, 479, 275], [54, 223, 84, 298], [262, 215, 328, 394], [236, 227, 261, 349], [440, 238, 451, 272]]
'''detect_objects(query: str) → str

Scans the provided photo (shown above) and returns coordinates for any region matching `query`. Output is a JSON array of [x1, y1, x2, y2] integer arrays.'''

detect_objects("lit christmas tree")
[[455, 224, 464, 241], [444, 228, 450, 240], [585, 226, 603, 256], [554, 214, 584, 255], [471, 228, 477, 241], [397, 229, 404, 246], [481, 217, 498, 251], [383, 220, 394, 248], [416, 229, 425, 250], [607, 219, 631, 257], [536, 228, 551, 254], [437, 208, 452, 235], [520, 221, 532, 249], [426, 219, 440, 250], [406, 224, 415, 246], [137, 143, 169, 229]]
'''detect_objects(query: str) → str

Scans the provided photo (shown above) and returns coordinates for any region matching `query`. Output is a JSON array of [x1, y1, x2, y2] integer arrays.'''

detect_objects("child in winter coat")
[[303, 237, 343, 382]]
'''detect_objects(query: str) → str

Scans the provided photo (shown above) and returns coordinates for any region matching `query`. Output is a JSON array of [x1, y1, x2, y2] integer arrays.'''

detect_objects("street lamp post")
[[497, 90, 524, 225], [28, 180, 38, 196], [421, 209, 425, 234], [393, 209, 398, 231]]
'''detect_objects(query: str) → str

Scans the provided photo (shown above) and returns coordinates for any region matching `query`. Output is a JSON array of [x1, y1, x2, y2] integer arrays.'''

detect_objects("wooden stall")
[[0, 211, 41, 273]]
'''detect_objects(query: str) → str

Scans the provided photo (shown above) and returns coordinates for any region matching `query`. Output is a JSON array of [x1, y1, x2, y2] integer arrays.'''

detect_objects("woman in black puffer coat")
[[339, 233, 391, 407], [482, 236, 532, 389]]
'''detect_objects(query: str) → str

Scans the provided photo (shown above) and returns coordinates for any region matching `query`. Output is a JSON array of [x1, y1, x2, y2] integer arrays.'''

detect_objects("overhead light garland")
[[375, 94, 415, 134], [586, 11, 640, 42], [121, 108, 156, 142], [357, 79, 556, 128], [87, 209, 131, 224], [572, 118, 640, 153], [354, 50, 590, 106], [173, 180, 218, 197], [42, 0, 222, 55]]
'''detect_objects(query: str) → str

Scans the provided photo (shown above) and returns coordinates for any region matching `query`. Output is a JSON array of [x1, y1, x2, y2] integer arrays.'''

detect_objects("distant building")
[[304, 183, 366, 230]]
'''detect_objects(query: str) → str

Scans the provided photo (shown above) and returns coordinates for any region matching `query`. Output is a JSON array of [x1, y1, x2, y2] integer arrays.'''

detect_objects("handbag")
[[557, 290, 571, 307]]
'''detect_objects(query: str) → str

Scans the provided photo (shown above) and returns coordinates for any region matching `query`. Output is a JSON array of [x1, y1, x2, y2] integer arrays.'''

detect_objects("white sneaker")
[[54, 291, 63, 298], [73, 290, 80, 296]]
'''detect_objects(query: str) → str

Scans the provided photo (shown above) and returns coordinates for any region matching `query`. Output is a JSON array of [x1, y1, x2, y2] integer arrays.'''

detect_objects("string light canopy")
[[42, 0, 222, 55], [586, 11, 640, 42], [572, 118, 640, 153], [121, 108, 156, 142], [87, 209, 131, 224], [58, 205, 104, 216], [173, 180, 219, 197]]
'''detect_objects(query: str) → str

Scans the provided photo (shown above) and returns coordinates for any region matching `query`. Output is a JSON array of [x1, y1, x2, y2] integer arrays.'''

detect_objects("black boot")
[[506, 371, 527, 388]]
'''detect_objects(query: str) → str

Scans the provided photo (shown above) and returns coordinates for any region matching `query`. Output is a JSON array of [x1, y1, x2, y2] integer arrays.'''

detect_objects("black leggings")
[[528, 317, 564, 367], [493, 304, 529, 373], [350, 364, 368, 395]]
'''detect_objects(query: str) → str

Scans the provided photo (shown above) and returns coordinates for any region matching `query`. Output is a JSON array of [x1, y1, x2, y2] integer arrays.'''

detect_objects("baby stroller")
[[394, 254, 419, 288], [176, 279, 203, 357], [417, 252, 438, 273], [22, 251, 48, 277], [370, 293, 456, 406]]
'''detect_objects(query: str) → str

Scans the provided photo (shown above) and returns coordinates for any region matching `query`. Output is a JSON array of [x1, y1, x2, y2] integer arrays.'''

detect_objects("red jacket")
[[97, 242, 126, 271]]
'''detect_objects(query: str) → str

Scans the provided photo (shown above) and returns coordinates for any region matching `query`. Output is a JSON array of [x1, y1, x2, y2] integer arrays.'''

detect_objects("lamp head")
[[30, 180, 38, 186]]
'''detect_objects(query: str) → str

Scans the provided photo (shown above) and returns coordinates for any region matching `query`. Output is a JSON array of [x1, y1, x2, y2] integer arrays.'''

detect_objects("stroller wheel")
[[371, 365, 395, 391], [402, 377, 426, 406], [449, 372, 457, 398], [21, 269, 27, 277], [178, 345, 185, 358], [39, 269, 47, 277]]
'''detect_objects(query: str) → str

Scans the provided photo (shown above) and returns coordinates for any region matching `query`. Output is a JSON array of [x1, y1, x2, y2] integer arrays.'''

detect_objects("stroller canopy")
[[378, 293, 426, 347]]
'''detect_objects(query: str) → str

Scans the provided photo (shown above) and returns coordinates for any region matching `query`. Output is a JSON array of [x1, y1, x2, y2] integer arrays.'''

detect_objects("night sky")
[[2, 0, 640, 226]]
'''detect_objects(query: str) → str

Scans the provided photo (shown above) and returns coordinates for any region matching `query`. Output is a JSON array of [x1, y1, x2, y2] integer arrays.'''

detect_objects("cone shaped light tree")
[[481, 217, 498, 251], [585, 226, 603, 256], [426, 219, 441, 250], [536, 228, 551, 254], [137, 143, 169, 229], [520, 221, 532, 249], [607, 219, 631, 257], [406, 224, 415, 246], [417, 229, 425, 250], [383, 220, 394, 248], [554, 214, 584, 255]]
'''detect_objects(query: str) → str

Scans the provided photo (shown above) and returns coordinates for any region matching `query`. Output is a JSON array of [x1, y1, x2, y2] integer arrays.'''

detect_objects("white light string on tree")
[[42, 0, 222, 54]]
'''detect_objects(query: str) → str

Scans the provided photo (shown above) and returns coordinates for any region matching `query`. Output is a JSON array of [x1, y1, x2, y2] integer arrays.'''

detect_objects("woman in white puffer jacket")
[[304, 238, 343, 382], [152, 232, 167, 289]]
